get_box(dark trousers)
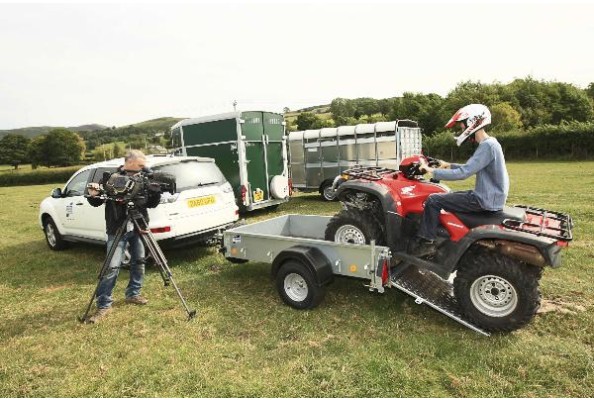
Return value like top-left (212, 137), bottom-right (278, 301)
top-left (417, 190), bottom-right (484, 241)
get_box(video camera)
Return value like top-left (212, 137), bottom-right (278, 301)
top-left (87, 168), bottom-right (176, 207)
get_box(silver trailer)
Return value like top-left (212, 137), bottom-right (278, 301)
top-left (222, 214), bottom-right (489, 335)
top-left (288, 120), bottom-right (422, 200)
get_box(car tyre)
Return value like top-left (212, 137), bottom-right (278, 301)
top-left (43, 217), bottom-right (68, 250)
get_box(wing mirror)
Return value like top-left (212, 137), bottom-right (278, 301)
top-left (51, 188), bottom-right (63, 198)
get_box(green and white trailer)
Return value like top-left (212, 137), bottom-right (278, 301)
top-left (171, 111), bottom-right (289, 212)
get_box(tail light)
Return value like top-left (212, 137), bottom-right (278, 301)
top-left (240, 185), bottom-right (249, 206)
top-left (151, 226), bottom-right (171, 234)
top-left (288, 178), bottom-right (293, 196)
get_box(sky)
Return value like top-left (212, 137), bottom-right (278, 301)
top-left (0, 0), bottom-right (593, 129)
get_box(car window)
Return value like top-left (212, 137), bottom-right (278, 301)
top-left (90, 167), bottom-right (118, 184)
top-left (64, 169), bottom-right (92, 197)
top-left (152, 160), bottom-right (226, 192)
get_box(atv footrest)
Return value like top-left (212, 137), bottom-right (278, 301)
top-left (391, 266), bottom-right (490, 336)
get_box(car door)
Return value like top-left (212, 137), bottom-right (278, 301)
top-left (58, 169), bottom-right (92, 236)
top-left (74, 167), bottom-right (116, 240)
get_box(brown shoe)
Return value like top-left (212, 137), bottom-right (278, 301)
top-left (87, 307), bottom-right (112, 324)
top-left (125, 295), bottom-right (148, 305)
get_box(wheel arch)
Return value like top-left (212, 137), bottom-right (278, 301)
top-left (271, 246), bottom-right (334, 287)
top-left (335, 181), bottom-right (396, 213)
top-left (40, 212), bottom-right (64, 235)
top-left (445, 228), bottom-right (561, 273)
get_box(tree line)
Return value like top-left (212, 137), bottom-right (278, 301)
top-left (293, 77), bottom-right (594, 135)
top-left (2, 76), bottom-right (593, 169)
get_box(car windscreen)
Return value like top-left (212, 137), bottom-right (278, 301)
top-left (152, 160), bottom-right (226, 193)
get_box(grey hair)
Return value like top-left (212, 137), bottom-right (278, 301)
top-left (124, 150), bottom-right (146, 162)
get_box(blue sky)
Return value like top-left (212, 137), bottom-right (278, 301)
top-left (0, 1), bottom-right (592, 129)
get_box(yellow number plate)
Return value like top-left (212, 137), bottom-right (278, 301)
top-left (253, 190), bottom-right (264, 202)
top-left (187, 195), bottom-right (216, 208)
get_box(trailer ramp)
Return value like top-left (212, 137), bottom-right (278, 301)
top-left (391, 265), bottom-right (490, 336)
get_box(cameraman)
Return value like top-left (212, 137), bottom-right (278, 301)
top-left (86, 150), bottom-right (161, 323)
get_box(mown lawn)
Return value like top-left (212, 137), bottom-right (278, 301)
top-left (0, 161), bottom-right (593, 397)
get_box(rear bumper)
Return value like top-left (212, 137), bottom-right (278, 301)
top-left (159, 221), bottom-right (236, 249)
top-left (245, 198), bottom-right (288, 211)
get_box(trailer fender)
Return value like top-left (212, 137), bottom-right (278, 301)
top-left (271, 246), bottom-right (334, 287)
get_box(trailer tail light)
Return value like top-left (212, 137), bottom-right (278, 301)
top-left (288, 178), bottom-right (293, 196)
top-left (240, 185), bottom-right (249, 206)
top-left (151, 226), bottom-right (171, 234)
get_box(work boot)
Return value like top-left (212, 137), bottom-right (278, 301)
top-left (87, 307), bottom-right (112, 324)
top-left (125, 295), bottom-right (148, 305)
top-left (408, 237), bottom-right (437, 258)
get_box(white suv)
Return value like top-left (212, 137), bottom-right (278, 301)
top-left (39, 155), bottom-right (239, 250)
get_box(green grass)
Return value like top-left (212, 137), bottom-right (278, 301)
top-left (1, 162), bottom-right (593, 396)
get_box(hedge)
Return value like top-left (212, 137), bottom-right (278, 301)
top-left (0, 166), bottom-right (83, 187)
top-left (423, 121), bottom-right (594, 162)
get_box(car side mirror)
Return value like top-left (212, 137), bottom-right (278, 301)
top-left (51, 188), bottom-right (63, 198)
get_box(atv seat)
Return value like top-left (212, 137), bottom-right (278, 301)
top-left (454, 206), bottom-right (526, 229)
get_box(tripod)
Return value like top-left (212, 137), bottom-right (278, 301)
top-left (80, 202), bottom-right (197, 322)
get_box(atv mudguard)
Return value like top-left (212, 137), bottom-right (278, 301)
top-left (441, 226), bottom-right (563, 273)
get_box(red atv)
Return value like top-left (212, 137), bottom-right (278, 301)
top-left (325, 155), bottom-right (573, 333)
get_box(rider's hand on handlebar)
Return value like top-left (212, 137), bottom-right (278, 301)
top-left (419, 159), bottom-right (434, 175)
top-left (439, 160), bottom-right (451, 169)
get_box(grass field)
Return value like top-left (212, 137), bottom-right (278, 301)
top-left (0, 162), bottom-right (593, 397)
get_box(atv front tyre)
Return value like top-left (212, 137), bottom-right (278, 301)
top-left (324, 208), bottom-right (384, 245)
top-left (454, 248), bottom-right (542, 333)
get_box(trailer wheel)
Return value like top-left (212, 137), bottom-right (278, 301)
top-left (320, 181), bottom-right (337, 201)
top-left (454, 247), bottom-right (541, 333)
top-left (276, 260), bottom-right (326, 309)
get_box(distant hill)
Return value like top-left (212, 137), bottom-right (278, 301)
top-left (0, 117), bottom-right (186, 139)
top-left (125, 117), bottom-right (185, 132)
top-left (0, 124), bottom-right (107, 139)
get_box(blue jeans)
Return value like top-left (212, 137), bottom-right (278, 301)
top-left (96, 231), bottom-right (146, 309)
top-left (417, 190), bottom-right (485, 241)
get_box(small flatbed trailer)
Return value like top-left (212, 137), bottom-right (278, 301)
top-left (222, 214), bottom-right (489, 336)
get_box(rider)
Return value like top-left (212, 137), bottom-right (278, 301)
top-left (409, 104), bottom-right (510, 257)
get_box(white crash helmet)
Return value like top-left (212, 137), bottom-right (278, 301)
top-left (445, 104), bottom-right (491, 146)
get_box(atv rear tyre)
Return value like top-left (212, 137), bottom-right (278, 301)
top-left (324, 209), bottom-right (384, 245)
top-left (454, 248), bottom-right (541, 333)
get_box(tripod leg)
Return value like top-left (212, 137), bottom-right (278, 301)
top-left (132, 216), bottom-right (197, 320)
top-left (79, 216), bottom-right (130, 323)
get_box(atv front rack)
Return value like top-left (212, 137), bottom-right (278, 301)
top-left (342, 166), bottom-right (397, 181)
top-left (502, 205), bottom-right (573, 241)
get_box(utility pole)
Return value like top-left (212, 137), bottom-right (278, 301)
top-left (233, 100), bottom-right (237, 111)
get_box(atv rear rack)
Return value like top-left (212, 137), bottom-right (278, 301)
top-left (342, 166), bottom-right (397, 181)
top-left (502, 205), bottom-right (573, 241)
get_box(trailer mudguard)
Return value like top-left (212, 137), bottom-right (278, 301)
top-left (271, 246), bottom-right (334, 287)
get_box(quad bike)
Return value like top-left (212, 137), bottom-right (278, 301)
top-left (325, 155), bottom-right (573, 333)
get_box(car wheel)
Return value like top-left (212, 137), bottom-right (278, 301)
top-left (43, 217), bottom-right (68, 250)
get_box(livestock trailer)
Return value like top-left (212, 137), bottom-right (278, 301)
top-left (288, 120), bottom-right (422, 200)
top-left (171, 111), bottom-right (290, 212)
